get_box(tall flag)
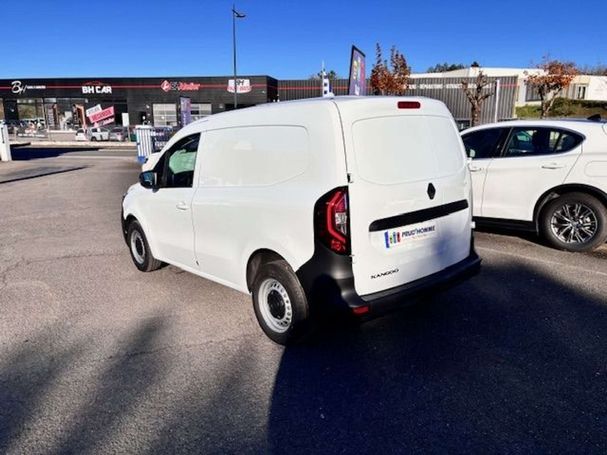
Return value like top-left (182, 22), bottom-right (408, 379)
top-left (348, 46), bottom-right (366, 96)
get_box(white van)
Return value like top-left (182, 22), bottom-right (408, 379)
top-left (121, 97), bottom-right (480, 344)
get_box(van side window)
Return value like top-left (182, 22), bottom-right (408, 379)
top-left (155, 134), bottom-right (200, 188)
top-left (504, 128), bottom-right (583, 157)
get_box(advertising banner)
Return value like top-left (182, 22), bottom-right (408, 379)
top-left (348, 46), bottom-right (366, 96)
top-left (89, 106), bottom-right (114, 124)
top-left (86, 104), bottom-right (102, 118)
top-left (227, 79), bottom-right (252, 94)
top-left (180, 97), bottom-right (192, 127)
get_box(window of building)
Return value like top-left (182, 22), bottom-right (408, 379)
top-left (191, 103), bottom-right (212, 121)
top-left (576, 85), bottom-right (587, 100)
top-left (153, 103), bottom-right (178, 127)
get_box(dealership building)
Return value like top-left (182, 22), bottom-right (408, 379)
top-left (0, 76), bottom-right (284, 130)
top-left (0, 73), bottom-right (521, 130)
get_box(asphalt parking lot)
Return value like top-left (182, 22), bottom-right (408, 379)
top-left (1, 149), bottom-right (606, 454)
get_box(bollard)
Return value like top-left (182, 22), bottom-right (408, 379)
top-left (0, 124), bottom-right (12, 162)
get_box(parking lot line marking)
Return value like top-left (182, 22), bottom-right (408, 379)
top-left (477, 246), bottom-right (607, 277)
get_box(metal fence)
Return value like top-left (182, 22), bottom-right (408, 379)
top-left (278, 76), bottom-right (519, 125)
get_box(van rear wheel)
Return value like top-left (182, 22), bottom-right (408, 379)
top-left (252, 260), bottom-right (312, 345)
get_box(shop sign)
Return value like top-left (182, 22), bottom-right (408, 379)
top-left (97, 117), bottom-right (115, 126)
top-left (160, 80), bottom-right (202, 92)
top-left (82, 81), bottom-right (112, 94)
top-left (227, 79), bottom-right (251, 94)
top-left (86, 104), bottom-right (102, 117)
top-left (89, 106), bottom-right (115, 123)
top-left (11, 80), bottom-right (47, 95)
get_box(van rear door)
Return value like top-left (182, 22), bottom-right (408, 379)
top-left (335, 98), bottom-right (472, 297)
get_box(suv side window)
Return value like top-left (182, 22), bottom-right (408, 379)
top-left (155, 133), bottom-right (200, 188)
top-left (462, 128), bottom-right (508, 159)
top-left (504, 127), bottom-right (583, 157)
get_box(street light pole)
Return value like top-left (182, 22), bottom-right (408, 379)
top-left (232, 5), bottom-right (246, 109)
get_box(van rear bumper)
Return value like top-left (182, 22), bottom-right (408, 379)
top-left (296, 240), bottom-right (481, 318)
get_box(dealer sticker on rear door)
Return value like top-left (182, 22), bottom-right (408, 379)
top-left (383, 222), bottom-right (437, 249)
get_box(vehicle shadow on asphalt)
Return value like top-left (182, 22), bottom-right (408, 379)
top-left (10, 147), bottom-right (101, 161)
top-left (1, 263), bottom-right (605, 453)
top-left (267, 262), bottom-right (607, 453)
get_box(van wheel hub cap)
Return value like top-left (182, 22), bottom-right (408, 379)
top-left (130, 231), bottom-right (146, 264)
top-left (551, 203), bottom-right (598, 244)
top-left (258, 279), bottom-right (292, 333)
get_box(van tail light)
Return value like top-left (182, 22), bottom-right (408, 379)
top-left (315, 187), bottom-right (350, 255)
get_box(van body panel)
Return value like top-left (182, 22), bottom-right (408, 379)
top-left (189, 101), bottom-right (347, 289)
top-left (332, 97), bottom-right (472, 296)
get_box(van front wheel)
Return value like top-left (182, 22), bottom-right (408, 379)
top-left (127, 221), bottom-right (163, 272)
top-left (252, 260), bottom-right (312, 345)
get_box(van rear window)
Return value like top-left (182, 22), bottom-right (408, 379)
top-left (352, 116), bottom-right (464, 185)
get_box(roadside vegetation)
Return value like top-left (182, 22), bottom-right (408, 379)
top-left (516, 98), bottom-right (607, 119)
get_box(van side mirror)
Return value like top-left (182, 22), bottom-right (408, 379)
top-left (139, 171), bottom-right (157, 189)
top-left (468, 149), bottom-right (476, 159)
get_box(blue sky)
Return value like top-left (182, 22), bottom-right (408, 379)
top-left (2, 0), bottom-right (606, 79)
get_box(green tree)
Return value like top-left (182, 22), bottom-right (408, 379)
top-left (309, 70), bottom-right (339, 80)
top-left (427, 62), bottom-right (465, 73)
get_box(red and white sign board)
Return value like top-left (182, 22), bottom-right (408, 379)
top-left (89, 106), bottom-right (114, 123)
top-left (227, 79), bottom-right (252, 94)
top-left (86, 104), bottom-right (102, 118)
top-left (98, 117), bottom-right (115, 126)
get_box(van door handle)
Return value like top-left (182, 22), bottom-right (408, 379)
top-left (468, 165), bottom-right (484, 172)
top-left (176, 201), bottom-right (189, 211)
top-left (541, 163), bottom-right (566, 170)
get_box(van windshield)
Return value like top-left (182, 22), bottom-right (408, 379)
top-left (352, 115), bottom-right (464, 185)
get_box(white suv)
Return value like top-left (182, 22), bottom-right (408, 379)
top-left (462, 119), bottom-right (607, 252)
top-left (90, 127), bottom-right (110, 141)
top-left (121, 97), bottom-right (480, 344)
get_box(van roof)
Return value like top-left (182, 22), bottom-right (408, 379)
top-left (185, 96), bottom-right (450, 130)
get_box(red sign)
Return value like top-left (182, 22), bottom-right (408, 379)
top-left (89, 106), bottom-right (115, 123)
top-left (178, 82), bottom-right (200, 91)
top-left (160, 80), bottom-right (201, 92)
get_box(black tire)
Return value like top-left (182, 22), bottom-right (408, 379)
top-left (252, 260), bottom-right (313, 345)
top-left (127, 220), bottom-right (163, 272)
top-left (540, 192), bottom-right (607, 252)
top-left (90, 136), bottom-right (97, 141)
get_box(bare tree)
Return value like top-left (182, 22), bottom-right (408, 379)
top-left (461, 70), bottom-right (494, 126)
top-left (526, 58), bottom-right (578, 118)
top-left (370, 43), bottom-right (410, 95)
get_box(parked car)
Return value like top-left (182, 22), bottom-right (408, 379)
top-left (90, 127), bottom-right (110, 141)
top-left (462, 118), bottom-right (607, 252)
top-left (122, 97), bottom-right (480, 344)
top-left (74, 128), bottom-right (88, 141)
top-left (109, 127), bottom-right (128, 142)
